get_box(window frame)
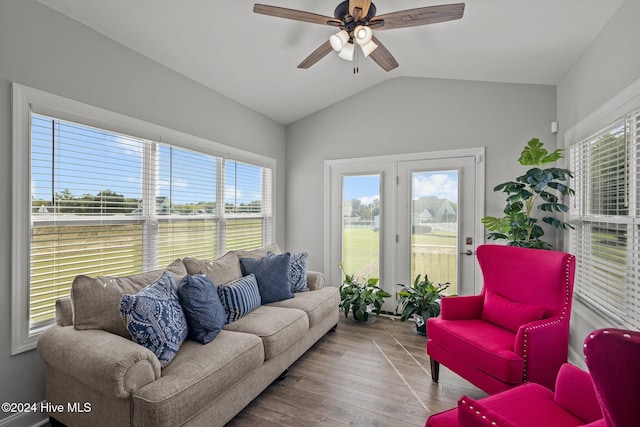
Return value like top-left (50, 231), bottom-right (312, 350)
top-left (12, 83), bottom-right (276, 354)
top-left (565, 76), bottom-right (640, 331)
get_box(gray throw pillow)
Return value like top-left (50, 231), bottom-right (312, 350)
top-left (240, 252), bottom-right (293, 304)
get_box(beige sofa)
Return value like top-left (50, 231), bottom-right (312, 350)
top-left (37, 244), bottom-right (339, 427)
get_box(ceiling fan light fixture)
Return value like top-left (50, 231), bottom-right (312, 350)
top-left (338, 41), bottom-right (354, 60)
top-left (329, 30), bottom-right (349, 51)
top-left (354, 25), bottom-right (373, 45)
top-left (359, 39), bottom-right (378, 57)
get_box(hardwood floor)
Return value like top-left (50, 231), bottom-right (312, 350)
top-left (226, 315), bottom-right (487, 427)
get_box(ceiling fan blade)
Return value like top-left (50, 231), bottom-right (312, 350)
top-left (298, 41), bottom-right (334, 69)
top-left (371, 3), bottom-right (465, 30)
top-left (368, 36), bottom-right (399, 72)
top-left (349, 0), bottom-right (372, 20)
top-left (253, 4), bottom-right (341, 26)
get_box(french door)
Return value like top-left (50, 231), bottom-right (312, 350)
top-left (325, 149), bottom-right (484, 312)
top-left (396, 156), bottom-right (478, 297)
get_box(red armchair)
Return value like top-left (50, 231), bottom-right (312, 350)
top-left (427, 244), bottom-right (576, 394)
top-left (425, 328), bottom-right (640, 427)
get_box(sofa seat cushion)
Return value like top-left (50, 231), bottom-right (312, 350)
top-left (428, 318), bottom-right (523, 384)
top-left (223, 305), bottom-right (308, 360)
top-left (267, 287), bottom-right (339, 328)
top-left (132, 330), bottom-right (263, 426)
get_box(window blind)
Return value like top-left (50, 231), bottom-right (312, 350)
top-left (224, 160), bottom-right (271, 251)
top-left (31, 115), bottom-right (146, 326)
top-left (569, 107), bottom-right (640, 330)
top-left (155, 145), bottom-right (218, 266)
top-left (29, 114), bottom-right (272, 329)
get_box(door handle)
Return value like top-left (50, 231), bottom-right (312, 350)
top-left (459, 250), bottom-right (473, 256)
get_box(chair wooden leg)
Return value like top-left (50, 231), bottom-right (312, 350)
top-left (430, 357), bottom-right (440, 382)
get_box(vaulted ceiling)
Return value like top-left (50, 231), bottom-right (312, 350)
top-left (38, 0), bottom-right (623, 124)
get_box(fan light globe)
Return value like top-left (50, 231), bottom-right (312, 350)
top-left (338, 42), bottom-right (354, 60)
top-left (359, 40), bottom-right (378, 57)
top-left (329, 30), bottom-right (349, 52)
top-left (354, 25), bottom-right (373, 45)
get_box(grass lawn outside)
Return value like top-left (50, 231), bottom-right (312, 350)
top-left (342, 227), bottom-right (458, 289)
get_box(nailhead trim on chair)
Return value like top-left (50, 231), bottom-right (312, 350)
top-left (521, 255), bottom-right (574, 382)
top-left (461, 399), bottom-right (500, 426)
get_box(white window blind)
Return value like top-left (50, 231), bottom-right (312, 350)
top-left (569, 107), bottom-right (640, 329)
top-left (29, 114), bottom-right (272, 330)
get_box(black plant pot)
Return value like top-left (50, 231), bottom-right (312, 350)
top-left (351, 311), bottom-right (376, 324)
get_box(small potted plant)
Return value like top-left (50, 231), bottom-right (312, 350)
top-left (339, 263), bottom-right (391, 323)
top-left (397, 274), bottom-right (450, 335)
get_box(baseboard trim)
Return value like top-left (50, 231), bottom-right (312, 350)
top-left (0, 402), bottom-right (48, 427)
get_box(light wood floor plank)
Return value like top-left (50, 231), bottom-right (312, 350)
top-left (226, 315), bottom-right (487, 427)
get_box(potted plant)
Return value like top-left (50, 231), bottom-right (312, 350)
top-left (397, 274), bottom-right (450, 335)
top-left (339, 263), bottom-right (391, 323)
top-left (481, 138), bottom-right (574, 250)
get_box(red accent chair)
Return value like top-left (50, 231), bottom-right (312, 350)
top-left (424, 328), bottom-right (640, 427)
top-left (583, 328), bottom-right (640, 427)
top-left (427, 244), bottom-right (576, 394)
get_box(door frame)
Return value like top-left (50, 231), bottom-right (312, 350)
top-left (325, 147), bottom-right (486, 304)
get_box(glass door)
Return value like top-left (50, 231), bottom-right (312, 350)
top-left (397, 157), bottom-right (477, 296)
top-left (341, 174), bottom-right (381, 280)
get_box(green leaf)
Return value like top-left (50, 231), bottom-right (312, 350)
top-left (539, 202), bottom-right (568, 212)
top-left (486, 232), bottom-right (508, 241)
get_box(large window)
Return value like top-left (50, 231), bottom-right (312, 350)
top-left (569, 107), bottom-right (640, 330)
top-left (12, 84), bottom-right (274, 353)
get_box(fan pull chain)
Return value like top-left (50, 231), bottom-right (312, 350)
top-left (354, 43), bottom-right (359, 74)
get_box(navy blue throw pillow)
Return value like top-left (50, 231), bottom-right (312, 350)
top-left (177, 274), bottom-right (225, 344)
top-left (268, 250), bottom-right (309, 293)
top-left (240, 252), bottom-right (294, 304)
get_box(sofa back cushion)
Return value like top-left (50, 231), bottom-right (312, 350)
top-left (234, 243), bottom-right (281, 260)
top-left (183, 251), bottom-right (242, 285)
top-left (71, 259), bottom-right (187, 337)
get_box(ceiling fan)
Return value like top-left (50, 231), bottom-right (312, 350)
top-left (253, 0), bottom-right (465, 72)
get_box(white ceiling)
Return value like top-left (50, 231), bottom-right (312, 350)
top-left (39, 0), bottom-right (623, 125)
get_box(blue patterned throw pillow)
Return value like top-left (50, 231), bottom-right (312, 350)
top-left (240, 252), bottom-right (294, 304)
top-left (217, 274), bottom-right (261, 324)
top-left (268, 250), bottom-right (308, 293)
top-left (119, 271), bottom-right (188, 366)
top-left (177, 274), bottom-right (225, 344)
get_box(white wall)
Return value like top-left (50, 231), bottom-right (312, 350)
top-left (0, 1), bottom-right (285, 424)
top-left (285, 76), bottom-right (557, 272)
top-left (557, 0), bottom-right (640, 363)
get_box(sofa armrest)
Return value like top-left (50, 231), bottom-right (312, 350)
top-left (38, 325), bottom-right (161, 399)
top-left (554, 364), bottom-right (602, 423)
top-left (55, 297), bottom-right (73, 326)
top-left (440, 295), bottom-right (484, 320)
top-left (307, 270), bottom-right (325, 290)
top-left (514, 316), bottom-right (569, 390)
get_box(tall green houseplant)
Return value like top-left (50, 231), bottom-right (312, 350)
top-left (482, 138), bottom-right (574, 250)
